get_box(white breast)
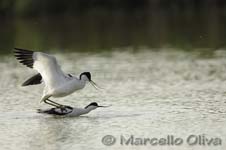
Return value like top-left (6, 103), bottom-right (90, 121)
top-left (50, 78), bottom-right (86, 97)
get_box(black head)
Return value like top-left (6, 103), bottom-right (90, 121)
top-left (84, 102), bottom-right (98, 109)
top-left (79, 72), bottom-right (101, 90)
top-left (79, 72), bottom-right (91, 81)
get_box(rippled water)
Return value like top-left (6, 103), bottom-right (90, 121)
top-left (0, 49), bottom-right (225, 150)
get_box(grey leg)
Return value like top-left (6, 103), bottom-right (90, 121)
top-left (45, 99), bottom-right (68, 112)
top-left (43, 99), bottom-right (59, 107)
top-left (46, 99), bottom-right (65, 107)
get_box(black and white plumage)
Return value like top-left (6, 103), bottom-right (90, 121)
top-left (37, 106), bottom-right (73, 116)
top-left (14, 48), bottom-right (100, 107)
top-left (37, 102), bottom-right (107, 117)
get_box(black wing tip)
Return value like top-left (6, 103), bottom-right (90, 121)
top-left (14, 48), bottom-right (34, 68)
top-left (14, 48), bottom-right (34, 52)
top-left (13, 48), bottom-right (34, 55)
top-left (21, 80), bottom-right (29, 86)
top-left (21, 73), bottom-right (42, 86)
top-left (21, 83), bottom-right (28, 86)
top-left (21, 81), bottom-right (36, 86)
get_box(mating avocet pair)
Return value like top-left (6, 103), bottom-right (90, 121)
top-left (14, 48), bottom-right (107, 116)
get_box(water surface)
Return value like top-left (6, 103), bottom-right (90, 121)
top-left (0, 50), bottom-right (225, 150)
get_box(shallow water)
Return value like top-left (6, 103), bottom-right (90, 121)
top-left (0, 49), bottom-right (225, 150)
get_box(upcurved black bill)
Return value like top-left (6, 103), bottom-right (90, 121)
top-left (90, 80), bottom-right (102, 90)
top-left (97, 104), bottom-right (112, 108)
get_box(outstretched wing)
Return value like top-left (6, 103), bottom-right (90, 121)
top-left (14, 48), bottom-right (68, 88)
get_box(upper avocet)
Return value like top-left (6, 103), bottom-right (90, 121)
top-left (14, 48), bottom-right (99, 108)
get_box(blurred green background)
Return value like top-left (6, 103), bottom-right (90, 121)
top-left (0, 0), bottom-right (226, 53)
